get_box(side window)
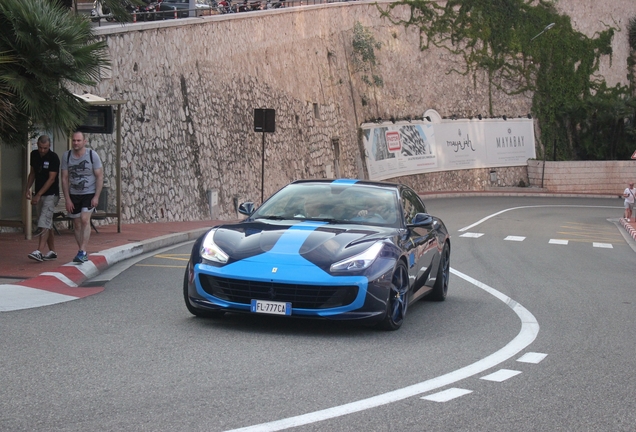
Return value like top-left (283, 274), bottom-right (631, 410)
top-left (400, 189), bottom-right (426, 225)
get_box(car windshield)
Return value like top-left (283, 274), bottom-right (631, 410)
top-left (252, 182), bottom-right (401, 227)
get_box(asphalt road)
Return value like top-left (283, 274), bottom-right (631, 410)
top-left (2, 196), bottom-right (635, 431)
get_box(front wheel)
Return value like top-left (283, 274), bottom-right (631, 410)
top-left (378, 261), bottom-right (409, 331)
top-left (183, 268), bottom-right (225, 319)
top-left (428, 242), bottom-right (450, 301)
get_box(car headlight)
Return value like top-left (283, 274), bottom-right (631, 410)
top-left (200, 230), bottom-right (229, 264)
top-left (330, 241), bottom-right (384, 272)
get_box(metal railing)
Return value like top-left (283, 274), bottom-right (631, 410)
top-left (91, 0), bottom-right (358, 24)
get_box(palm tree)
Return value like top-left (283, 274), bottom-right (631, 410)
top-left (0, 0), bottom-right (110, 147)
top-left (0, 52), bottom-right (17, 136)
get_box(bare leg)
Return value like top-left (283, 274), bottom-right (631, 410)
top-left (78, 211), bottom-right (93, 252)
top-left (47, 228), bottom-right (55, 252)
top-left (38, 229), bottom-right (51, 252)
top-left (72, 215), bottom-right (92, 252)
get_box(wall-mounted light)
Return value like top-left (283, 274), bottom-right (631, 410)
top-left (502, 115), bottom-right (507, 121)
top-left (478, 114), bottom-right (482, 120)
top-left (527, 113), bottom-right (532, 119)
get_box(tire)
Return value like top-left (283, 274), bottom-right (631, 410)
top-left (378, 261), bottom-right (409, 331)
top-left (428, 242), bottom-right (450, 301)
top-left (183, 268), bottom-right (225, 319)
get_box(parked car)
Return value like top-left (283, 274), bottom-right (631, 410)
top-left (158, 0), bottom-right (212, 18)
top-left (183, 179), bottom-right (451, 330)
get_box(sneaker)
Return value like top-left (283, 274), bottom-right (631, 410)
top-left (42, 251), bottom-right (58, 261)
top-left (73, 251), bottom-right (88, 263)
top-left (28, 250), bottom-right (43, 262)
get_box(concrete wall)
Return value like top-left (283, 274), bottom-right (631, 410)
top-left (67, 0), bottom-right (636, 223)
top-left (528, 160), bottom-right (636, 195)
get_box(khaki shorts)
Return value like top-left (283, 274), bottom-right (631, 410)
top-left (36, 195), bottom-right (60, 229)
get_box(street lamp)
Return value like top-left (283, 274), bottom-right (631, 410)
top-left (531, 22), bottom-right (555, 41)
top-left (531, 23), bottom-right (555, 188)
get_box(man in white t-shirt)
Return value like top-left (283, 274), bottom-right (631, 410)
top-left (623, 182), bottom-right (635, 222)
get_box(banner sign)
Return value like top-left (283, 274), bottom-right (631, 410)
top-left (361, 118), bottom-right (536, 181)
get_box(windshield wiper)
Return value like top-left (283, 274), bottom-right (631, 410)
top-left (254, 215), bottom-right (287, 220)
top-left (305, 217), bottom-right (341, 223)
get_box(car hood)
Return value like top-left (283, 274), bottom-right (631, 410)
top-left (211, 220), bottom-right (398, 269)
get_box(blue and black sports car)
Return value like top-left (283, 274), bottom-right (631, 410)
top-left (184, 179), bottom-right (450, 330)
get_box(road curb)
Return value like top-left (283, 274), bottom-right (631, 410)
top-left (0, 228), bottom-right (210, 312)
top-left (620, 218), bottom-right (636, 241)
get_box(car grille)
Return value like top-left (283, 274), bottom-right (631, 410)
top-left (199, 275), bottom-right (359, 309)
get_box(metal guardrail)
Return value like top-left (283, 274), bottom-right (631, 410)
top-left (91, 0), bottom-right (358, 25)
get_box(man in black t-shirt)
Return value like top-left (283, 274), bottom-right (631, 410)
top-left (25, 135), bottom-right (60, 262)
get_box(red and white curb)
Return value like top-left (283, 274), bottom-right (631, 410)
top-left (0, 228), bottom-right (209, 312)
top-left (620, 218), bottom-right (636, 241)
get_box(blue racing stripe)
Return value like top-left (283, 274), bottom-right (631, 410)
top-left (332, 179), bottom-right (358, 185)
top-left (195, 221), bottom-right (369, 316)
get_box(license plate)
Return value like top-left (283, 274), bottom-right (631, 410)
top-left (250, 299), bottom-right (292, 316)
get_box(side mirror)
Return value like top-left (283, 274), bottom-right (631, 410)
top-left (238, 202), bottom-right (255, 216)
top-left (407, 212), bottom-right (433, 227)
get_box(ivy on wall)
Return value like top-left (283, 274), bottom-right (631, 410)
top-left (352, 21), bottom-right (383, 110)
top-left (378, 0), bottom-right (634, 160)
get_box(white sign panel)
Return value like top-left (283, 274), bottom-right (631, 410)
top-left (361, 118), bottom-right (535, 181)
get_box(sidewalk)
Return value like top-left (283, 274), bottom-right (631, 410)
top-left (0, 219), bottom-right (222, 311)
top-left (1, 197), bottom-right (635, 312)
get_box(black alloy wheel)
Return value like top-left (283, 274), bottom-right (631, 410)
top-left (378, 261), bottom-right (409, 331)
top-left (429, 242), bottom-right (450, 301)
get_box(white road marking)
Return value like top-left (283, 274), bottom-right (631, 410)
top-left (480, 369), bottom-right (522, 382)
top-left (40, 272), bottom-right (78, 287)
top-left (224, 268), bottom-right (539, 432)
top-left (504, 236), bottom-right (526, 241)
top-left (459, 232), bottom-right (484, 238)
top-left (458, 205), bottom-right (621, 232)
top-left (517, 352), bottom-right (548, 364)
top-left (421, 388), bottom-right (473, 402)
top-left (549, 239), bottom-right (569, 245)
top-left (0, 285), bottom-right (77, 312)
top-left (592, 242), bottom-right (613, 248)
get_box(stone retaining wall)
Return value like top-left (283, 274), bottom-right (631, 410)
top-left (68, 0), bottom-right (636, 223)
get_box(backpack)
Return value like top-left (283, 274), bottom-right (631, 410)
top-left (67, 149), bottom-right (94, 165)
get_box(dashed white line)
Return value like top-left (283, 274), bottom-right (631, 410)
top-left (480, 369), bottom-right (522, 382)
top-left (517, 352), bottom-right (548, 364)
top-left (593, 242), bottom-right (613, 248)
top-left (549, 239), bottom-right (569, 245)
top-left (504, 236), bottom-right (526, 242)
top-left (461, 235), bottom-right (616, 248)
top-left (421, 388), bottom-right (473, 402)
top-left (224, 268), bottom-right (539, 432)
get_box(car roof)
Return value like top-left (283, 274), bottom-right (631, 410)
top-left (290, 179), bottom-right (402, 191)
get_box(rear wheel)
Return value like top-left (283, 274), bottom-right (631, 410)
top-left (378, 261), bottom-right (409, 331)
top-left (183, 268), bottom-right (225, 319)
top-left (429, 242), bottom-right (450, 301)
